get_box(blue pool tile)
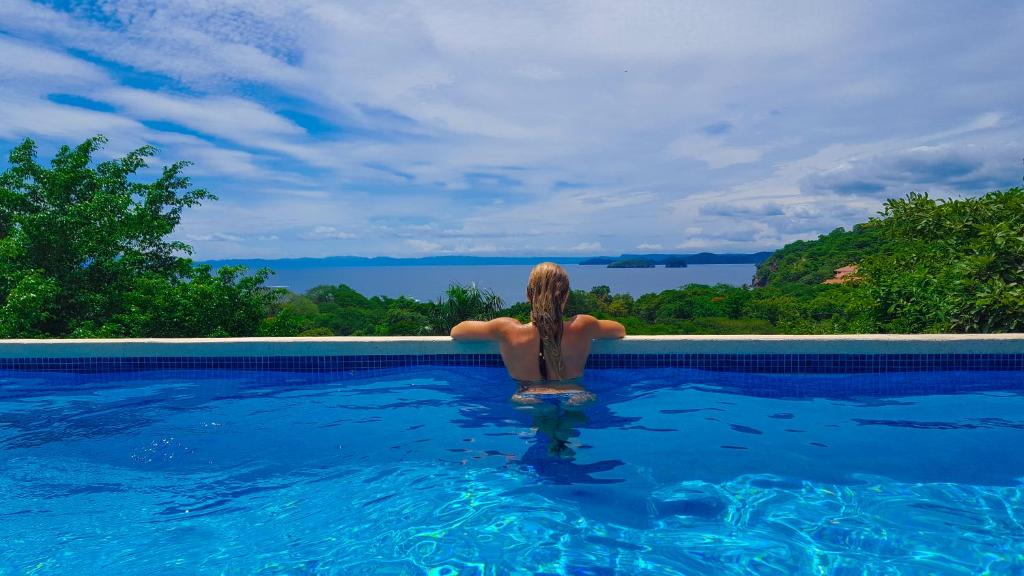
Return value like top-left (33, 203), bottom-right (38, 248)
top-left (0, 353), bottom-right (1022, 374)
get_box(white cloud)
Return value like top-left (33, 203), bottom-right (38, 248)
top-left (636, 243), bottom-right (663, 250)
top-left (405, 239), bottom-right (443, 252)
top-left (188, 232), bottom-right (244, 242)
top-left (1, 0), bottom-right (1021, 257)
top-left (565, 242), bottom-right (602, 253)
top-left (300, 226), bottom-right (356, 240)
top-left (97, 87), bottom-right (304, 139)
top-left (667, 134), bottom-right (764, 169)
top-left (0, 97), bottom-right (138, 141)
top-left (0, 0), bottom-right (305, 89)
top-left (0, 36), bottom-right (108, 87)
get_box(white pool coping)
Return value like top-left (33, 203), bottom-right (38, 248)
top-left (0, 334), bottom-right (1022, 358)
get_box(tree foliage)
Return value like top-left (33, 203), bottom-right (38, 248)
top-left (259, 283), bottom-right (501, 337)
top-left (752, 186), bottom-right (1023, 332)
top-left (431, 284), bottom-right (504, 334)
top-left (0, 136), bottom-right (277, 337)
top-left (862, 188), bottom-right (1024, 332)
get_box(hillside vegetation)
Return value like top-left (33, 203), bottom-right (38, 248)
top-left (752, 223), bottom-right (884, 286)
top-left (1, 136), bottom-right (1021, 337)
top-left (750, 189), bottom-right (1024, 332)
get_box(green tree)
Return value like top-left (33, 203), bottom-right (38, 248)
top-left (259, 294), bottom-right (323, 336)
top-left (381, 307), bottom-right (431, 335)
top-left (862, 188), bottom-right (1024, 332)
top-left (0, 136), bottom-right (276, 337)
top-left (430, 283), bottom-right (504, 335)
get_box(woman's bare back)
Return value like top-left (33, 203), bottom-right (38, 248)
top-left (450, 314), bottom-right (625, 383)
top-left (496, 316), bottom-right (592, 382)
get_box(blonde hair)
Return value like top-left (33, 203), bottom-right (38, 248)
top-left (527, 262), bottom-right (570, 379)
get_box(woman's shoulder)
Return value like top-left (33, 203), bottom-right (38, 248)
top-left (564, 314), bottom-right (597, 331)
top-left (489, 317), bottom-right (530, 332)
top-left (494, 317), bottom-right (535, 334)
top-left (565, 315), bottom-right (627, 339)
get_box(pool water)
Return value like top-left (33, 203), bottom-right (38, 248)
top-left (1, 366), bottom-right (1022, 574)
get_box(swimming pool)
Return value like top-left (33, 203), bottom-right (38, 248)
top-left (1, 362), bottom-right (1022, 574)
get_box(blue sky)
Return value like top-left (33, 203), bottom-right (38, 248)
top-left (1, 1), bottom-right (1022, 259)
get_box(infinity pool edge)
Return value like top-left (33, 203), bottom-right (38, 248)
top-left (1, 334), bottom-right (1023, 357)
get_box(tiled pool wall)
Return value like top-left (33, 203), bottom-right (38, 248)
top-left (1, 335), bottom-right (1023, 374)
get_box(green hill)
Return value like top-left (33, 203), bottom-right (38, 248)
top-left (579, 252), bottom-right (770, 266)
top-left (752, 223), bottom-right (884, 287)
top-left (752, 187), bottom-right (1024, 332)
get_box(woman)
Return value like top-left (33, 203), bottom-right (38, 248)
top-left (450, 262), bottom-right (625, 403)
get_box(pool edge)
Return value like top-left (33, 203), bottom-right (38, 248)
top-left (1, 334), bottom-right (1023, 357)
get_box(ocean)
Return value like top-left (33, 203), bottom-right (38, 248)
top-left (264, 263), bottom-right (757, 304)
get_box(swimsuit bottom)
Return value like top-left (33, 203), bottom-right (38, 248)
top-left (515, 391), bottom-right (591, 403)
top-left (513, 377), bottom-right (594, 405)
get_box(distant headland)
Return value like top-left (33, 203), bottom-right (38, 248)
top-left (201, 253), bottom-right (773, 269)
top-left (581, 252), bottom-right (771, 268)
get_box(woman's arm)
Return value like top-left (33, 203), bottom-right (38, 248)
top-left (593, 318), bottom-right (626, 339)
top-left (450, 317), bottom-right (518, 340)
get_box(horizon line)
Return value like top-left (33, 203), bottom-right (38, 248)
top-left (198, 251), bottom-right (776, 263)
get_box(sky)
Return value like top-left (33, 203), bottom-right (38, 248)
top-left (1, 1), bottom-right (1022, 259)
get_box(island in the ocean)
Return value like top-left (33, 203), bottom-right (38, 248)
top-left (663, 256), bottom-right (689, 268)
top-left (607, 258), bottom-right (656, 268)
top-left (579, 252), bottom-right (770, 268)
